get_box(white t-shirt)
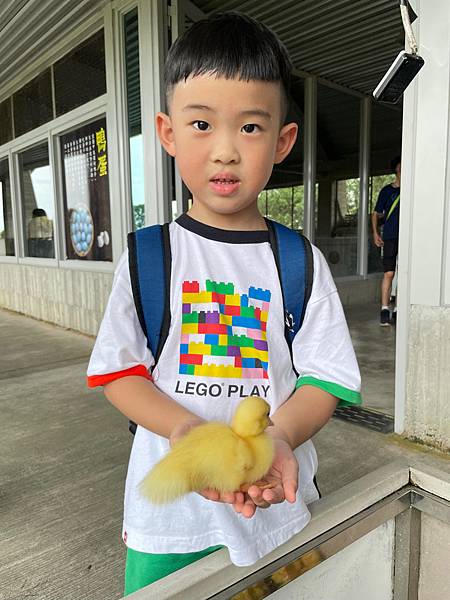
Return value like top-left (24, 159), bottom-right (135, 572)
top-left (87, 215), bottom-right (361, 566)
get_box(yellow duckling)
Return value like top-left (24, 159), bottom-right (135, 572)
top-left (140, 396), bottom-right (274, 504)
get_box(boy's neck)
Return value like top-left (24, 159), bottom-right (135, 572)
top-left (187, 203), bottom-right (267, 231)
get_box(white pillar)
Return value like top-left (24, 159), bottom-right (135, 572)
top-left (303, 76), bottom-right (317, 241)
top-left (357, 97), bottom-right (371, 277)
top-left (139, 0), bottom-right (171, 225)
top-left (396, 0), bottom-right (450, 449)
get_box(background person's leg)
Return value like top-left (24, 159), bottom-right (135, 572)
top-left (381, 271), bottom-right (394, 308)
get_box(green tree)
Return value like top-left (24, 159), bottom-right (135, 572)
top-left (258, 186), bottom-right (304, 230)
top-left (133, 204), bottom-right (145, 230)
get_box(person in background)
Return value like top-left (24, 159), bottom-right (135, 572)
top-left (28, 207), bottom-right (54, 258)
top-left (372, 156), bottom-right (401, 326)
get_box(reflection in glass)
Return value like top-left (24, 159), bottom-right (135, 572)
top-left (19, 143), bottom-right (55, 258)
top-left (368, 174), bottom-right (393, 273)
top-left (258, 186), bottom-right (304, 231)
top-left (124, 8), bottom-right (144, 230)
top-left (0, 158), bottom-right (15, 256)
top-left (13, 71), bottom-right (53, 138)
top-left (369, 103), bottom-right (402, 274)
top-left (54, 30), bottom-right (106, 116)
top-left (315, 85), bottom-right (360, 277)
top-left (60, 117), bottom-right (112, 261)
top-left (0, 99), bottom-right (13, 146)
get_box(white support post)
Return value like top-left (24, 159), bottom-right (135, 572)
top-left (357, 96), bottom-right (371, 277)
top-left (303, 76), bottom-right (317, 241)
top-left (170, 0), bottom-right (204, 219)
top-left (139, 0), bottom-right (170, 225)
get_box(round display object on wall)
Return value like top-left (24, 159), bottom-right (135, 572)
top-left (70, 205), bottom-right (94, 257)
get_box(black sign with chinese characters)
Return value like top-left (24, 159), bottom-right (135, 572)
top-left (60, 117), bottom-right (112, 261)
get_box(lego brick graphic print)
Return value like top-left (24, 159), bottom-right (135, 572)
top-left (180, 280), bottom-right (271, 379)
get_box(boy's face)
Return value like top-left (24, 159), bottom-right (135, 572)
top-left (156, 74), bottom-right (298, 223)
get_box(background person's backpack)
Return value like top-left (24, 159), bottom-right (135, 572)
top-left (127, 219), bottom-right (314, 436)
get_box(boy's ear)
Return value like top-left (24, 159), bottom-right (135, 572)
top-left (156, 112), bottom-right (176, 157)
top-left (274, 122), bottom-right (298, 164)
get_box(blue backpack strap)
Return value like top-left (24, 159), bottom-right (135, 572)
top-left (127, 222), bottom-right (172, 363)
top-left (265, 219), bottom-right (314, 355)
top-left (127, 223), bottom-right (171, 436)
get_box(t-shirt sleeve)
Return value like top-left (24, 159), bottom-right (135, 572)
top-left (86, 249), bottom-right (154, 387)
top-left (292, 246), bottom-right (362, 407)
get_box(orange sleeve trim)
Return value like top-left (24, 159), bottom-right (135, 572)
top-left (87, 364), bottom-right (152, 388)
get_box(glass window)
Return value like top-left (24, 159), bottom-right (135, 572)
top-left (60, 117), bottom-right (112, 261)
top-left (13, 71), bottom-right (53, 138)
top-left (315, 85), bottom-right (360, 277)
top-left (369, 103), bottom-right (402, 274)
top-left (258, 186), bottom-right (304, 231)
top-left (0, 99), bottom-right (13, 146)
top-left (368, 174), bottom-right (394, 273)
top-left (18, 143), bottom-right (55, 259)
top-left (54, 30), bottom-right (106, 117)
top-left (124, 9), bottom-right (144, 230)
top-left (0, 158), bottom-right (15, 256)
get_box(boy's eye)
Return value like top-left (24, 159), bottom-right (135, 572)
top-left (241, 123), bottom-right (260, 134)
top-left (193, 120), bottom-right (210, 131)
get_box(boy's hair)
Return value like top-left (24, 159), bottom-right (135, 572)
top-left (164, 12), bottom-right (292, 122)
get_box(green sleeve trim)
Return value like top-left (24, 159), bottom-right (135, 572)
top-left (296, 376), bottom-right (362, 407)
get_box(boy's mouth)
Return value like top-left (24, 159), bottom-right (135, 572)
top-left (209, 173), bottom-right (241, 196)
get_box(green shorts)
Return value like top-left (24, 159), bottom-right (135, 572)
top-left (124, 545), bottom-right (223, 596)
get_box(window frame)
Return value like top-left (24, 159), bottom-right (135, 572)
top-left (0, 152), bottom-right (19, 263)
top-left (0, 95), bottom-right (116, 272)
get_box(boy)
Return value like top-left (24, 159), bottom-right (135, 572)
top-left (87, 12), bottom-right (361, 596)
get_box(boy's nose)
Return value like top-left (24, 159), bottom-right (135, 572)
top-left (211, 138), bottom-right (240, 164)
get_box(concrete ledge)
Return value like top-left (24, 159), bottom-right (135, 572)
top-left (128, 460), bottom-right (450, 599)
top-left (127, 460), bottom-right (415, 600)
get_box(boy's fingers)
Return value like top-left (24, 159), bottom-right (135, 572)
top-left (282, 478), bottom-right (298, 503)
top-left (247, 485), bottom-right (263, 502)
top-left (262, 484), bottom-right (284, 504)
top-left (282, 458), bottom-right (299, 502)
top-left (241, 497), bottom-right (257, 518)
top-left (200, 488), bottom-right (220, 501)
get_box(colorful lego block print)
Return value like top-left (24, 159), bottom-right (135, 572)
top-left (180, 280), bottom-right (271, 379)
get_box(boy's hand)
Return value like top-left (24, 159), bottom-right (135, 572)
top-left (373, 232), bottom-right (384, 247)
top-left (233, 434), bottom-right (299, 519)
top-left (169, 416), bottom-right (205, 447)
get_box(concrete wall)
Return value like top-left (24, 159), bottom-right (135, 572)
top-left (0, 260), bottom-right (380, 336)
top-left (398, 0), bottom-right (450, 450)
top-left (336, 276), bottom-right (381, 306)
top-left (418, 513), bottom-right (450, 600)
top-left (0, 263), bottom-right (112, 336)
top-left (405, 306), bottom-right (450, 451)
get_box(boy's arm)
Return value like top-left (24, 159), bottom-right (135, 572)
top-left (371, 211), bottom-right (383, 246)
top-left (269, 384), bottom-right (338, 449)
top-left (104, 376), bottom-right (203, 438)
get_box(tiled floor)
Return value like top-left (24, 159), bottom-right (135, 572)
top-left (346, 303), bottom-right (396, 416)
top-left (0, 303), bottom-right (401, 600)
